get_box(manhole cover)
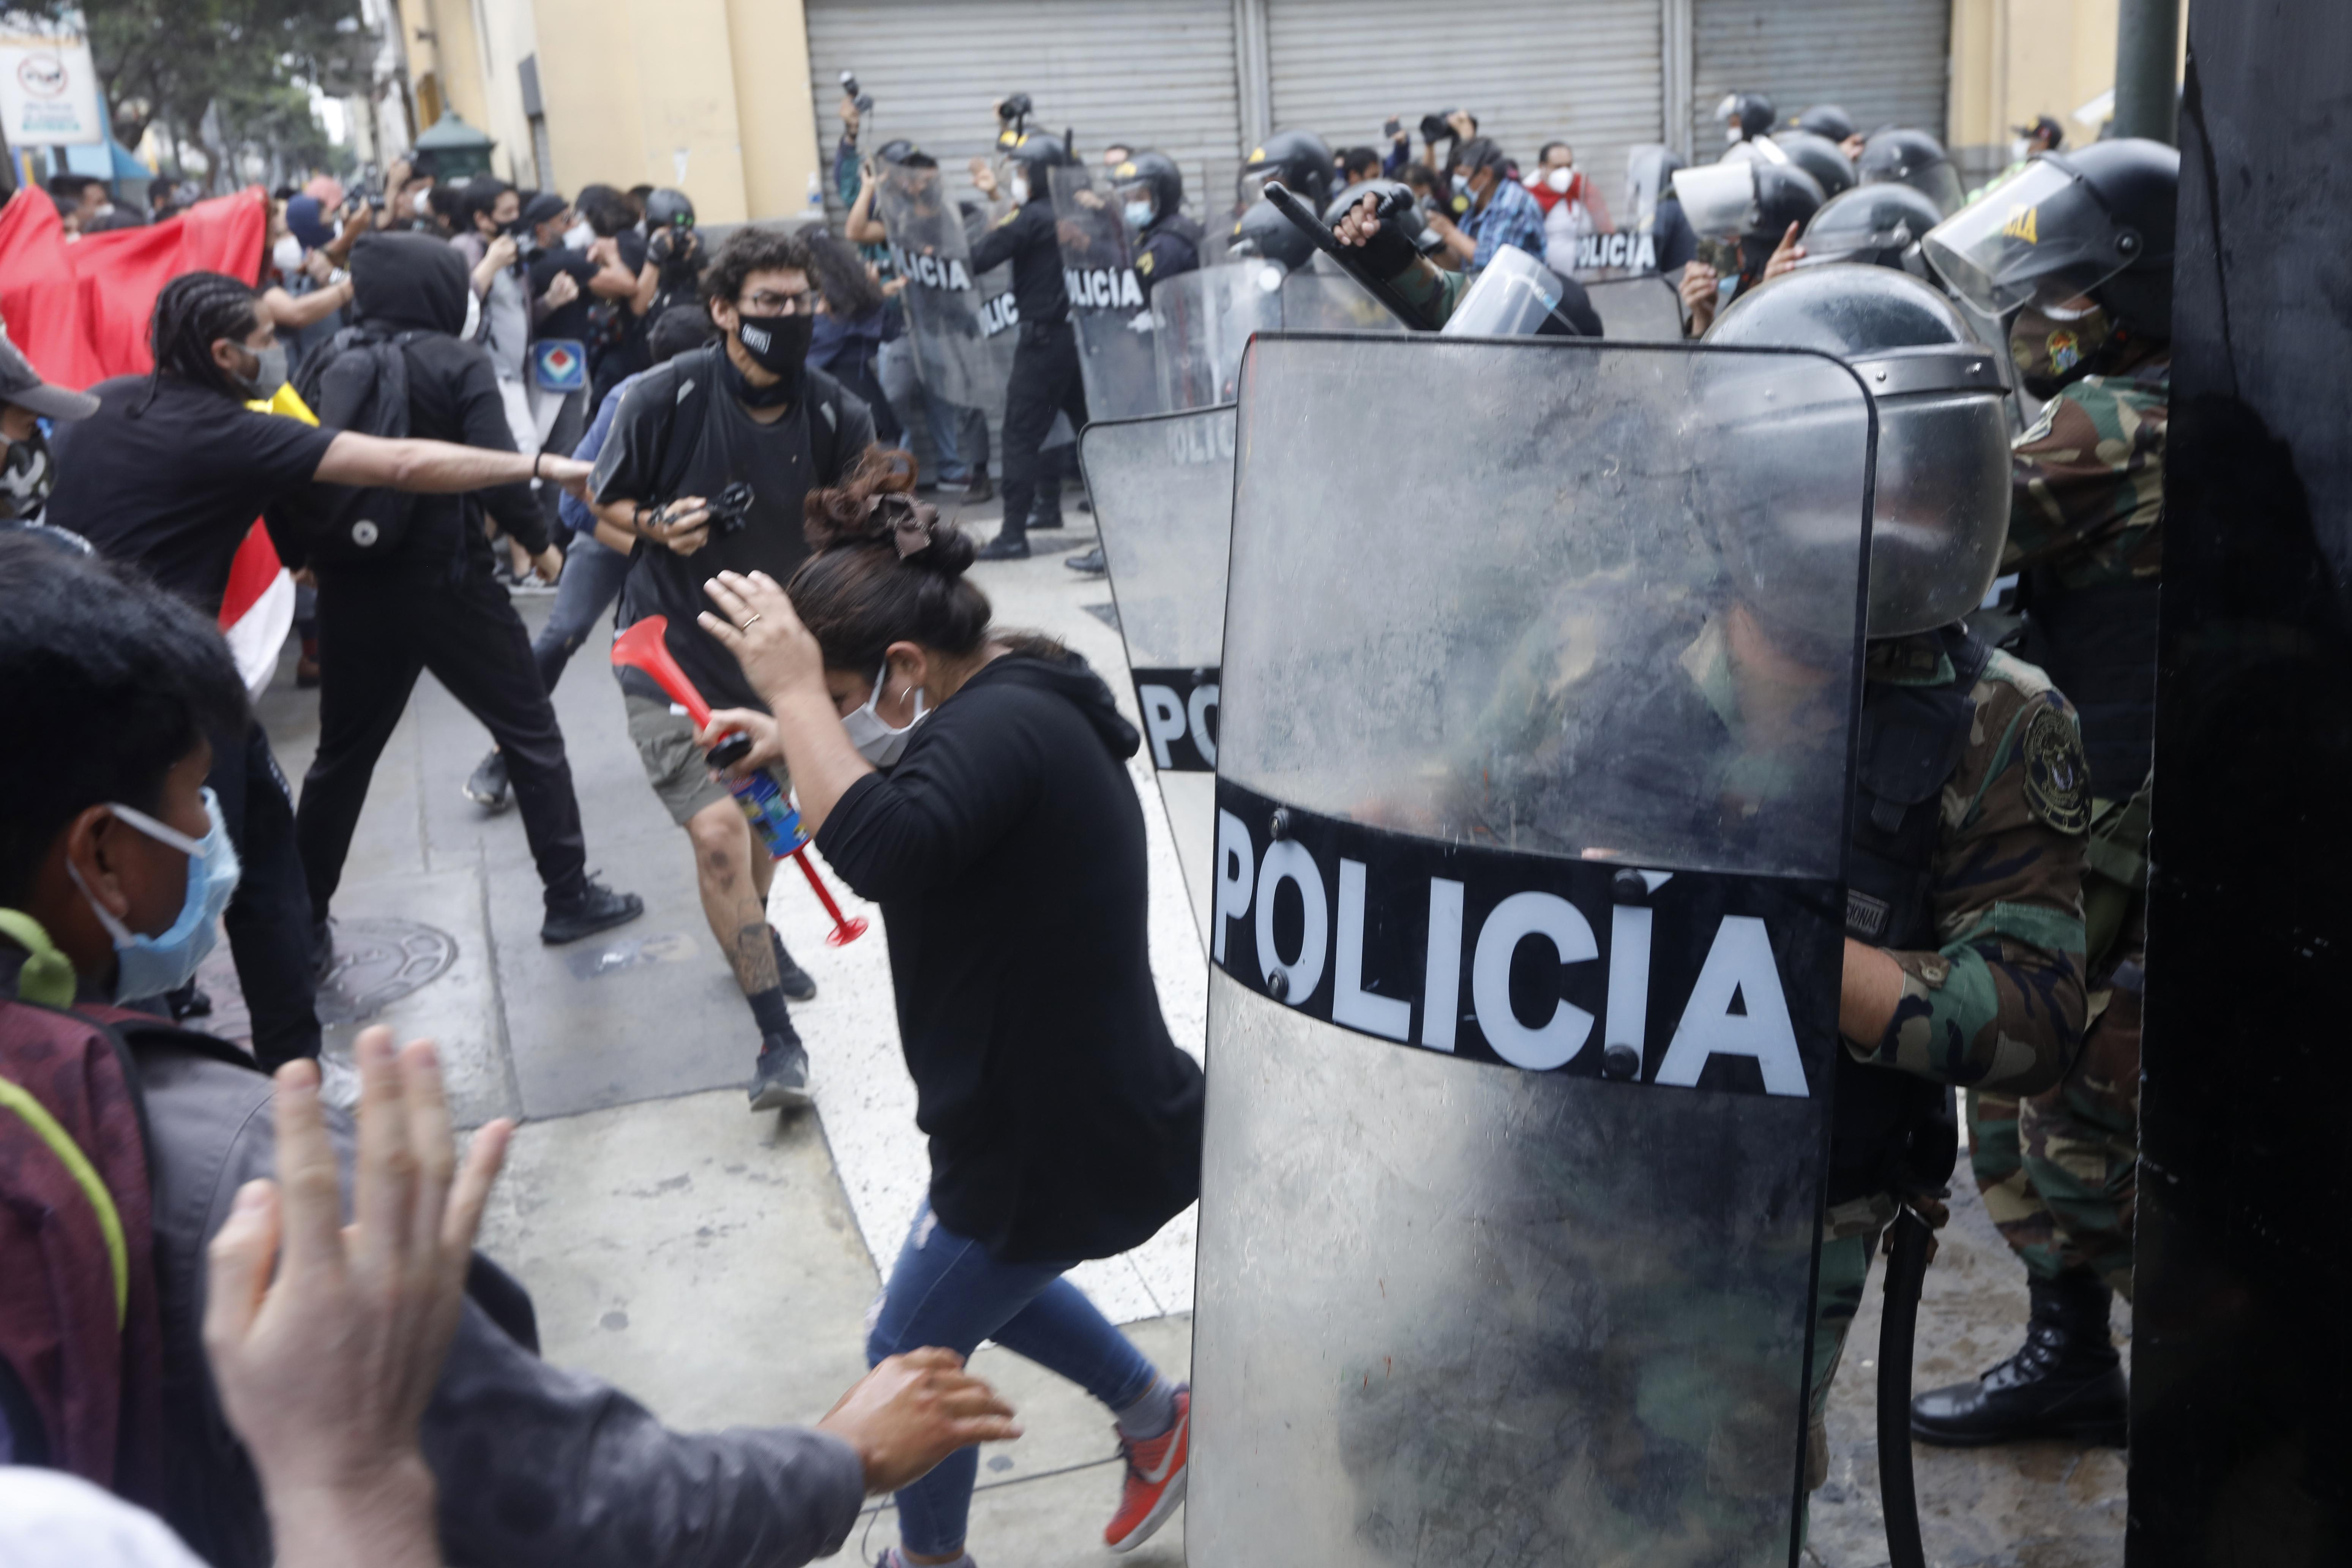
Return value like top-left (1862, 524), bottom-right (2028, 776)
top-left (318, 917), bottom-right (457, 1024)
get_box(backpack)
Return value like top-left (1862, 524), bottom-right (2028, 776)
top-left (626, 344), bottom-right (858, 512)
top-left (291, 326), bottom-right (428, 566)
top-left (0, 953), bottom-right (167, 1503)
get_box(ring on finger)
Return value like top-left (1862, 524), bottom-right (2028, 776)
top-left (740, 614), bottom-right (762, 629)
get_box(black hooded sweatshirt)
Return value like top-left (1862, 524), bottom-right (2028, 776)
top-left (815, 649), bottom-right (1206, 1264)
top-left (341, 231), bottom-right (547, 566)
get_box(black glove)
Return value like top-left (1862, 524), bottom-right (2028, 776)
top-left (1339, 193), bottom-right (1426, 282)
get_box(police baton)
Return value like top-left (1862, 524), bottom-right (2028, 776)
top-left (1260, 180), bottom-right (1445, 333)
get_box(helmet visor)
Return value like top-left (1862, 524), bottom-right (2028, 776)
top-left (1921, 158), bottom-right (2136, 317)
top-left (1672, 162), bottom-right (1759, 240)
top-left (1237, 167), bottom-right (1279, 208)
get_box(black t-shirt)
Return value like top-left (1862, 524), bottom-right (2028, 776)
top-left (815, 652), bottom-right (1204, 1263)
top-left (594, 347), bottom-right (874, 711)
top-left (530, 246), bottom-right (599, 341)
top-left (46, 376), bottom-right (341, 613)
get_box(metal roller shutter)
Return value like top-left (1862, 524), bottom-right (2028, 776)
top-left (1691, 0), bottom-right (1949, 154)
top-left (803, 0), bottom-right (1243, 226)
top-left (1263, 0), bottom-right (1664, 212)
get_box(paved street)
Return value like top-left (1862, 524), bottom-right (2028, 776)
top-left (197, 489), bottom-right (2125, 1567)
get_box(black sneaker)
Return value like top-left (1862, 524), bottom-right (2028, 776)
top-left (541, 876), bottom-right (645, 945)
top-left (1029, 510), bottom-right (1066, 531)
top-left (1065, 546), bottom-right (1106, 574)
top-left (464, 749), bottom-right (513, 812)
top-left (976, 532), bottom-right (1030, 561)
top-left (749, 1032), bottom-right (811, 1111)
top-left (770, 928), bottom-right (817, 1002)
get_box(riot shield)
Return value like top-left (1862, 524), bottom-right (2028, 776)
top-left (1050, 164), bottom-right (1162, 421)
top-left (1078, 406), bottom-right (1235, 946)
top-left (1194, 333), bottom-right (1873, 1565)
top-left (1581, 271), bottom-right (1689, 341)
top-left (1278, 259), bottom-right (1410, 334)
top-left (1147, 262), bottom-right (1286, 412)
top-left (879, 167), bottom-right (1017, 424)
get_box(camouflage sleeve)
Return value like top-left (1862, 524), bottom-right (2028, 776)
top-left (1854, 653), bottom-right (2089, 1095)
top-left (2004, 371), bottom-right (2167, 587)
top-left (1388, 256), bottom-right (1469, 325)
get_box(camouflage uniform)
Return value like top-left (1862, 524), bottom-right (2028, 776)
top-left (1967, 344), bottom-right (2167, 1298)
top-left (1804, 629), bottom-right (2090, 1481)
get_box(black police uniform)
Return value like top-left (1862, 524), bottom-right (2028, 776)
top-left (1133, 214), bottom-right (1204, 302)
top-left (970, 194), bottom-right (1084, 547)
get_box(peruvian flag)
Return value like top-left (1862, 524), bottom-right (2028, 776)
top-left (0, 185), bottom-right (288, 694)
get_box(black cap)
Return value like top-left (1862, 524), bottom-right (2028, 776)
top-left (0, 331), bottom-right (98, 421)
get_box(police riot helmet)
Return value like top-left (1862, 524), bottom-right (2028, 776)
top-left (1674, 159), bottom-right (1826, 246)
top-left (643, 188), bottom-right (695, 230)
top-left (1793, 104), bottom-right (1857, 144)
top-left (1229, 196), bottom-right (1318, 272)
top-left (1003, 130), bottom-right (1074, 175)
top-left (1770, 130), bottom-right (1857, 199)
top-left (1707, 265), bottom-right (2011, 639)
top-left (1240, 130), bottom-right (1333, 213)
top-left (1921, 138), bottom-right (2178, 339)
top-left (877, 138), bottom-right (922, 166)
top-left (1110, 151), bottom-right (1184, 227)
top-left (1800, 181), bottom-right (1944, 272)
top-left (1857, 128), bottom-right (1964, 216)
top-left (1715, 91), bottom-right (1777, 142)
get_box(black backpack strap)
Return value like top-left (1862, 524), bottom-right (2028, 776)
top-left (650, 347), bottom-right (717, 505)
top-left (803, 366), bottom-right (851, 483)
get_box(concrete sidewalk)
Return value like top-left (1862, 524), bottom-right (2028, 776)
top-left (206, 487), bottom-right (2122, 1568)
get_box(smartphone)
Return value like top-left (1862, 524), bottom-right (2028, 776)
top-left (1694, 237), bottom-right (1742, 277)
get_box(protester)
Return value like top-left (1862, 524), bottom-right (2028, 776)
top-left (38, 268), bottom-right (616, 1060)
top-left (464, 304), bottom-right (719, 812)
top-left (1432, 136), bottom-right (1546, 275)
top-left (805, 227), bottom-right (902, 444)
top-left (1525, 140), bottom-right (1614, 276)
top-left (589, 225), bottom-right (873, 1107)
top-left (0, 327), bottom-right (99, 539)
top-left (287, 233), bottom-right (644, 950)
top-left (0, 535), bottom-right (1025, 1568)
top-left (690, 455), bottom-right (1205, 1562)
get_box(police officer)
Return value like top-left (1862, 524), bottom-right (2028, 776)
top-left (1228, 198), bottom-right (1320, 271)
top-left (1906, 138), bottom-right (2180, 1449)
top-left (1239, 130), bottom-right (1333, 215)
top-left (972, 130), bottom-right (1084, 562)
top-left (1669, 158), bottom-right (1824, 333)
top-left (1063, 151), bottom-right (1205, 577)
top-left (1715, 91), bottom-right (1777, 145)
top-left (1530, 264), bottom-right (2088, 1504)
top-left (1857, 126), bottom-right (1966, 216)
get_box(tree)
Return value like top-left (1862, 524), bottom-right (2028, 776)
top-left (22, 0), bottom-right (373, 166)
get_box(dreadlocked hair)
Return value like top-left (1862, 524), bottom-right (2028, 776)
top-left (141, 271), bottom-right (260, 410)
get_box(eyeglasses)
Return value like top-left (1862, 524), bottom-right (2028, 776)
top-left (740, 289), bottom-right (812, 315)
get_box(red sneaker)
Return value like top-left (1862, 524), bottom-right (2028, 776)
top-left (1104, 1383), bottom-right (1189, 1552)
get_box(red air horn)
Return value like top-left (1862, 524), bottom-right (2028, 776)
top-left (611, 616), bottom-right (868, 947)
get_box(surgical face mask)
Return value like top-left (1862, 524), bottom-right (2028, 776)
top-left (1726, 125), bottom-right (1744, 145)
top-left (463, 287), bottom-right (482, 341)
top-left (1544, 166), bottom-right (1576, 194)
top-left (0, 424), bottom-right (54, 519)
top-left (2011, 138), bottom-right (2033, 163)
top-left (1011, 175), bottom-right (1032, 206)
top-left (2009, 300), bottom-right (2111, 398)
top-left (841, 660), bottom-right (928, 767)
top-left (1123, 199), bottom-right (1154, 229)
top-left (563, 219), bottom-right (595, 251)
top-left (272, 234), bottom-right (304, 274)
top-left (411, 189), bottom-right (432, 217)
top-left (235, 342), bottom-right (289, 402)
top-left (67, 789), bottom-right (242, 1005)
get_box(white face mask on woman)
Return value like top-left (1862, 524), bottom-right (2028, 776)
top-left (842, 659), bottom-right (928, 766)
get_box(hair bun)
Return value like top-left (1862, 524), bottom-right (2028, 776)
top-left (804, 445), bottom-right (977, 578)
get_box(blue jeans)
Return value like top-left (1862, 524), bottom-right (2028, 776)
top-left (866, 1200), bottom-right (1158, 1555)
top-left (530, 527), bottom-right (633, 696)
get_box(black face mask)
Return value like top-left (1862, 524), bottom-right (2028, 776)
top-left (727, 312), bottom-right (813, 405)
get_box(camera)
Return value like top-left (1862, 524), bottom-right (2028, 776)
top-left (704, 482), bottom-right (756, 538)
top-left (1384, 117), bottom-right (1402, 140)
top-left (1418, 111), bottom-right (1459, 142)
top-left (997, 92), bottom-right (1033, 126)
top-left (839, 69), bottom-right (874, 114)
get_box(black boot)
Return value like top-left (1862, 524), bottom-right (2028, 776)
top-left (540, 875), bottom-right (646, 945)
top-left (1910, 1271), bottom-right (2128, 1447)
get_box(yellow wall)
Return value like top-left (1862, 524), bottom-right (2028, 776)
top-left (1949, 0), bottom-right (2190, 174)
top-left (521, 0), bottom-right (820, 223)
